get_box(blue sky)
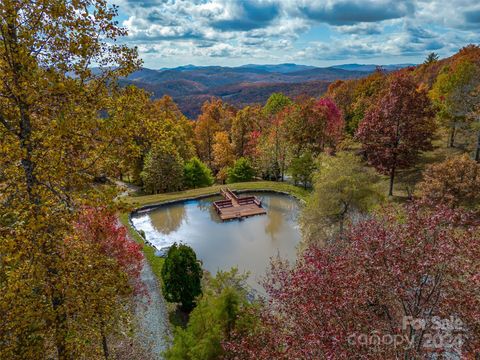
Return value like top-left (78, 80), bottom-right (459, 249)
top-left (112, 0), bottom-right (480, 68)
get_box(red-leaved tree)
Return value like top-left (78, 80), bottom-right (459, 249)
top-left (224, 203), bottom-right (480, 359)
top-left (75, 207), bottom-right (145, 295)
top-left (356, 74), bottom-right (436, 196)
top-left (315, 97), bottom-right (345, 150)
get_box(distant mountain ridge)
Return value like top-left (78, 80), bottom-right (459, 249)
top-left (121, 63), bottom-right (413, 118)
top-left (330, 63), bottom-right (416, 72)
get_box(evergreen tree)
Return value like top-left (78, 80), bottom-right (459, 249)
top-left (141, 141), bottom-right (184, 194)
top-left (424, 52), bottom-right (439, 65)
top-left (162, 244), bottom-right (203, 311)
top-left (165, 269), bottom-right (251, 360)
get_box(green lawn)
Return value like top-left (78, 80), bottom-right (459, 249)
top-left (123, 180), bottom-right (310, 208)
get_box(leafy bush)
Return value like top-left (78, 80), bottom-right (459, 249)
top-left (227, 157), bottom-right (255, 183)
top-left (184, 157), bottom-right (214, 189)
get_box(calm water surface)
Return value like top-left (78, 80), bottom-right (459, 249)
top-left (131, 192), bottom-right (301, 289)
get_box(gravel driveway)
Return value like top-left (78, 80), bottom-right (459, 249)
top-left (135, 260), bottom-right (171, 359)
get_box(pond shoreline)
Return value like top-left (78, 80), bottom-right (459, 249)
top-left (128, 188), bottom-right (305, 252)
top-left (130, 188), bottom-right (305, 214)
top-left (130, 191), bottom-right (302, 292)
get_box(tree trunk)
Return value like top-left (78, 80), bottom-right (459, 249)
top-left (449, 123), bottom-right (456, 148)
top-left (101, 330), bottom-right (109, 359)
top-left (389, 166), bottom-right (396, 197)
top-left (53, 295), bottom-right (68, 360)
top-left (7, 20), bottom-right (39, 205)
top-left (475, 130), bottom-right (480, 163)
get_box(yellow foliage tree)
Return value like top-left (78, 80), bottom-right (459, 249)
top-left (194, 99), bottom-right (233, 167)
top-left (0, 0), bottom-right (143, 358)
top-left (212, 131), bottom-right (235, 181)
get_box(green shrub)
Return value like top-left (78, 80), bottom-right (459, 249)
top-left (184, 157), bottom-right (214, 189)
top-left (227, 157), bottom-right (255, 183)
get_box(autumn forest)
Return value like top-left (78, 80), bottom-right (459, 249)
top-left (1, 1), bottom-right (480, 359)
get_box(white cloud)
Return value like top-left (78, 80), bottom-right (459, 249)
top-left (113, 0), bottom-right (480, 66)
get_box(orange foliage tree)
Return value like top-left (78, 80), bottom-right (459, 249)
top-left (418, 154), bottom-right (480, 209)
top-left (194, 99), bottom-right (234, 168)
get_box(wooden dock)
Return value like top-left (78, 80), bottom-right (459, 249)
top-left (213, 188), bottom-right (266, 221)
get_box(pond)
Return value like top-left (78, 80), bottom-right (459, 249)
top-left (131, 192), bottom-right (302, 290)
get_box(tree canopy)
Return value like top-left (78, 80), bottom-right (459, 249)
top-left (165, 268), bottom-right (252, 360)
top-left (141, 141), bottom-right (185, 194)
top-left (226, 204), bottom-right (480, 359)
top-left (184, 157), bottom-right (214, 189)
top-left (356, 73), bottom-right (436, 196)
top-left (418, 154), bottom-right (480, 209)
top-left (162, 244), bottom-right (203, 311)
top-left (300, 152), bottom-right (381, 243)
top-left (0, 0), bottom-right (143, 357)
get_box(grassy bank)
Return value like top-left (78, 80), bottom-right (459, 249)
top-left (124, 180), bottom-right (310, 207)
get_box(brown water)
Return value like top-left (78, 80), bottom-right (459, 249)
top-left (131, 192), bottom-right (301, 290)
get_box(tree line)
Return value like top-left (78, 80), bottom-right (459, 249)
top-left (110, 46), bottom-right (480, 201)
top-left (108, 90), bottom-right (345, 193)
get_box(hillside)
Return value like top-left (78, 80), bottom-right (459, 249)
top-left (174, 80), bottom-right (331, 118)
top-left (121, 63), bottom-right (410, 118)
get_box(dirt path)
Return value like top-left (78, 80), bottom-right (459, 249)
top-left (135, 260), bottom-right (171, 359)
top-left (115, 179), bottom-right (141, 198)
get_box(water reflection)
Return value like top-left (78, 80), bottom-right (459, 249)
top-left (131, 192), bottom-right (301, 290)
top-left (263, 196), bottom-right (285, 241)
top-left (196, 196), bottom-right (224, 223)
top-left (149, 205), bottom-right (186, 234)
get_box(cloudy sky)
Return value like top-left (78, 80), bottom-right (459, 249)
top-left (112, 0), bottom-right (480, 68)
